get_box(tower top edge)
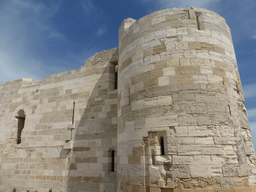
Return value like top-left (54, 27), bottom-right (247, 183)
top-left (119, 7), bottom-right (225, 32)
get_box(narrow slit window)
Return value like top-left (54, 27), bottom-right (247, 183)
top-left (114, 71), bottom-right (118, 89)
top-left (16, 110), bottom-right (25, 145)
top-left (111, 150), bottom-right (115, 172)
top-left (111, 61), bottom-right (118, 90)
top-left (160, 137), bottom-right (165, 155)
top-left (72, 102), bottom-right (75, 124)
top-left (195, 12), bottom-right (202, 30)
top-left (196, 15), bottom-right (200, 30)
top-left (114, 64), bottom-right (118, 89)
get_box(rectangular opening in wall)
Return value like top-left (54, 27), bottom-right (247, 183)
top-left (110, 61), bottom-right (118, 90)
top-left (160, 137), bottom-right (165, 155)
top-left (115, 70), bottom-right (118, 89)
top-left (109, 149), bottom-right (115, 172)
top-left (195, 12), bottom-right (202, 30)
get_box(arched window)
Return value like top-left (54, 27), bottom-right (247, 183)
top-left (16, 110), bottom-right (25, 144)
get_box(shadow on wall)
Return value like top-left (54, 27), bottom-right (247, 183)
top-left (60, 49), bottom-right (118, 192)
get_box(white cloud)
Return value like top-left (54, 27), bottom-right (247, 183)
top-left (243, 83), bottom-right (256, 99)
top-left (250, 121), bottom-right (256, 148)
top-left (248, 108), bottom-right (256, 121)
top-left (96, 29), bottom-right (105, 36)
top-left (0, 50), bottom-right (46, 82)
top-left (47, 32), bottom-right (66, 40)
top-left (250, 121), bottom-right (256, 131)
top-left (141, 0), bottom-right (219, 10)
top-left (81, 0), bottom-right (95, 14)
top-left (11, 0), bottom-right (46, 14)
top-left (0, 0), bottom-right (67, 83)
top-left (96, 26), bottom-right (107, 36)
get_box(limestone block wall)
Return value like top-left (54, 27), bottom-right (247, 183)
top-left (0, 7), bottom-right (256, 192)
top-left (0, 48), bottom-right (118, 192)
top-left (117, 8), bottom-right (256, 191)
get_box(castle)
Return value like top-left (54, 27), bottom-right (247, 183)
top-left (1, 7), bottom-right (256, 192)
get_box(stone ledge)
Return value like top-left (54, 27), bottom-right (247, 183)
top-left (171, 186), bottom-right (256, 192)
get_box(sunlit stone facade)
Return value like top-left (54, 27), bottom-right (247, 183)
top-left (0, 8), bottom-right (256, 192)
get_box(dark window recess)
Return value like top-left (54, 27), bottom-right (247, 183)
top-left (160, 137), bottom-right (165, 155)
top-left (16, 110), bottom-right (26, 144)
top-left (114, 71), bottom-right (118, 89)
top-left (111, 61), bottom-right (118, 90)
top-left (195, 12), bottom-right (202, 30)
top-left (72, 102), bottom-right (75, 124)
top-left (109, 150), bottom-right (115, 172)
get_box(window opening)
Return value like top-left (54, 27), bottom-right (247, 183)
top-left (195, 12), bottom-right (202, 30)
top-left (109, 149), bottom-right (115, 172)
top-left (72, 102), bottom-right (75, 125)
top-left (160, 137), bottom-right (165, 155)
top-left (111, 61), bottom-right (118, 90)
top-left (114, 63), bottom-right (118, 89)
top-left (114, 70), bottom-right (118, 89)
top-left (16, 110), bottom-right (25, 145)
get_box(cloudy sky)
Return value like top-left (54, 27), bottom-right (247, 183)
top-left (1, 0), bottom-right (256, 146)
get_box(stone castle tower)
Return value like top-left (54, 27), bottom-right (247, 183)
top-left (0, 7), bottom-right (255, 192)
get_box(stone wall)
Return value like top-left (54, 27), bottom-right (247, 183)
top-left (0, 48), bottom-right (118, 192)
top-left (0, 7), bottom-right (256, 192)
top-left (117, 7), bottom-right (256, 192)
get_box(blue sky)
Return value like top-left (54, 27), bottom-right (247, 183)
top-left (1, 0), bottom-right (256, 146)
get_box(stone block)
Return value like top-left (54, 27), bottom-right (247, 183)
top-left (196, 115), bottom-right (212, 125)
top-left (177, 114), bottom-right (197, 125)
top-left (175, 126), bottom-right (188, 136)
top-left (145, 117), bottom-right (158, 128)
top-left (223, 165), bottom-right (238, 177)
top-left (178, 145), bottom-right (201, 155)
top-left (175, 66), bottom-right (200, 75)
top-left (170, 165), bottom-right (191, 178)
top-left (190, 164), bottom-right (211, 177)
top-left (166, 28), bottom-right (177, 37)
top-left (163, 67), bottom-right (175, 76)
top-left (158, 77), bottom-right (170, 86)
top-left (195, 137), bottom-right (214, 145)
top-left (201, 67), bottom-right (213, 75)
top-left (234, 177), bottom-right (249, 187)
top-left (188, 126), bottom-right (208, 137)
top-left (188, 42), bottom-right (201, 49)
top-left (180, 137), bottom-right (195, 145)
top-left (201, 147), bottom-right (223, 155)
top-left (158, 115), bottom-right (178, 127)
top-left (237, 165), bottom-right (251, 177)
top-left (152, 16), bottom-right (166, 25)
top-left (172, 155), bottom-right (194, 164)
top-left (208, 75), bottom-right (223, 85)
top-left (177, 28), bottom-right (188, 35)
top-left (193, 75), bottom-right (208, 83)
top-left (221, 177), bottom-right (234, 188)
top-left (214, 137), bottom-right (236, 145)
top-left (154, 45), bottom-right (167, 54)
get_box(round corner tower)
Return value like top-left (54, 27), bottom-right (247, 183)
top-left (117, 7), bottom-right (256, 192)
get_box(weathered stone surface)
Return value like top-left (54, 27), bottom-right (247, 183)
top-left (0, 7), bottom-right (255, 192)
